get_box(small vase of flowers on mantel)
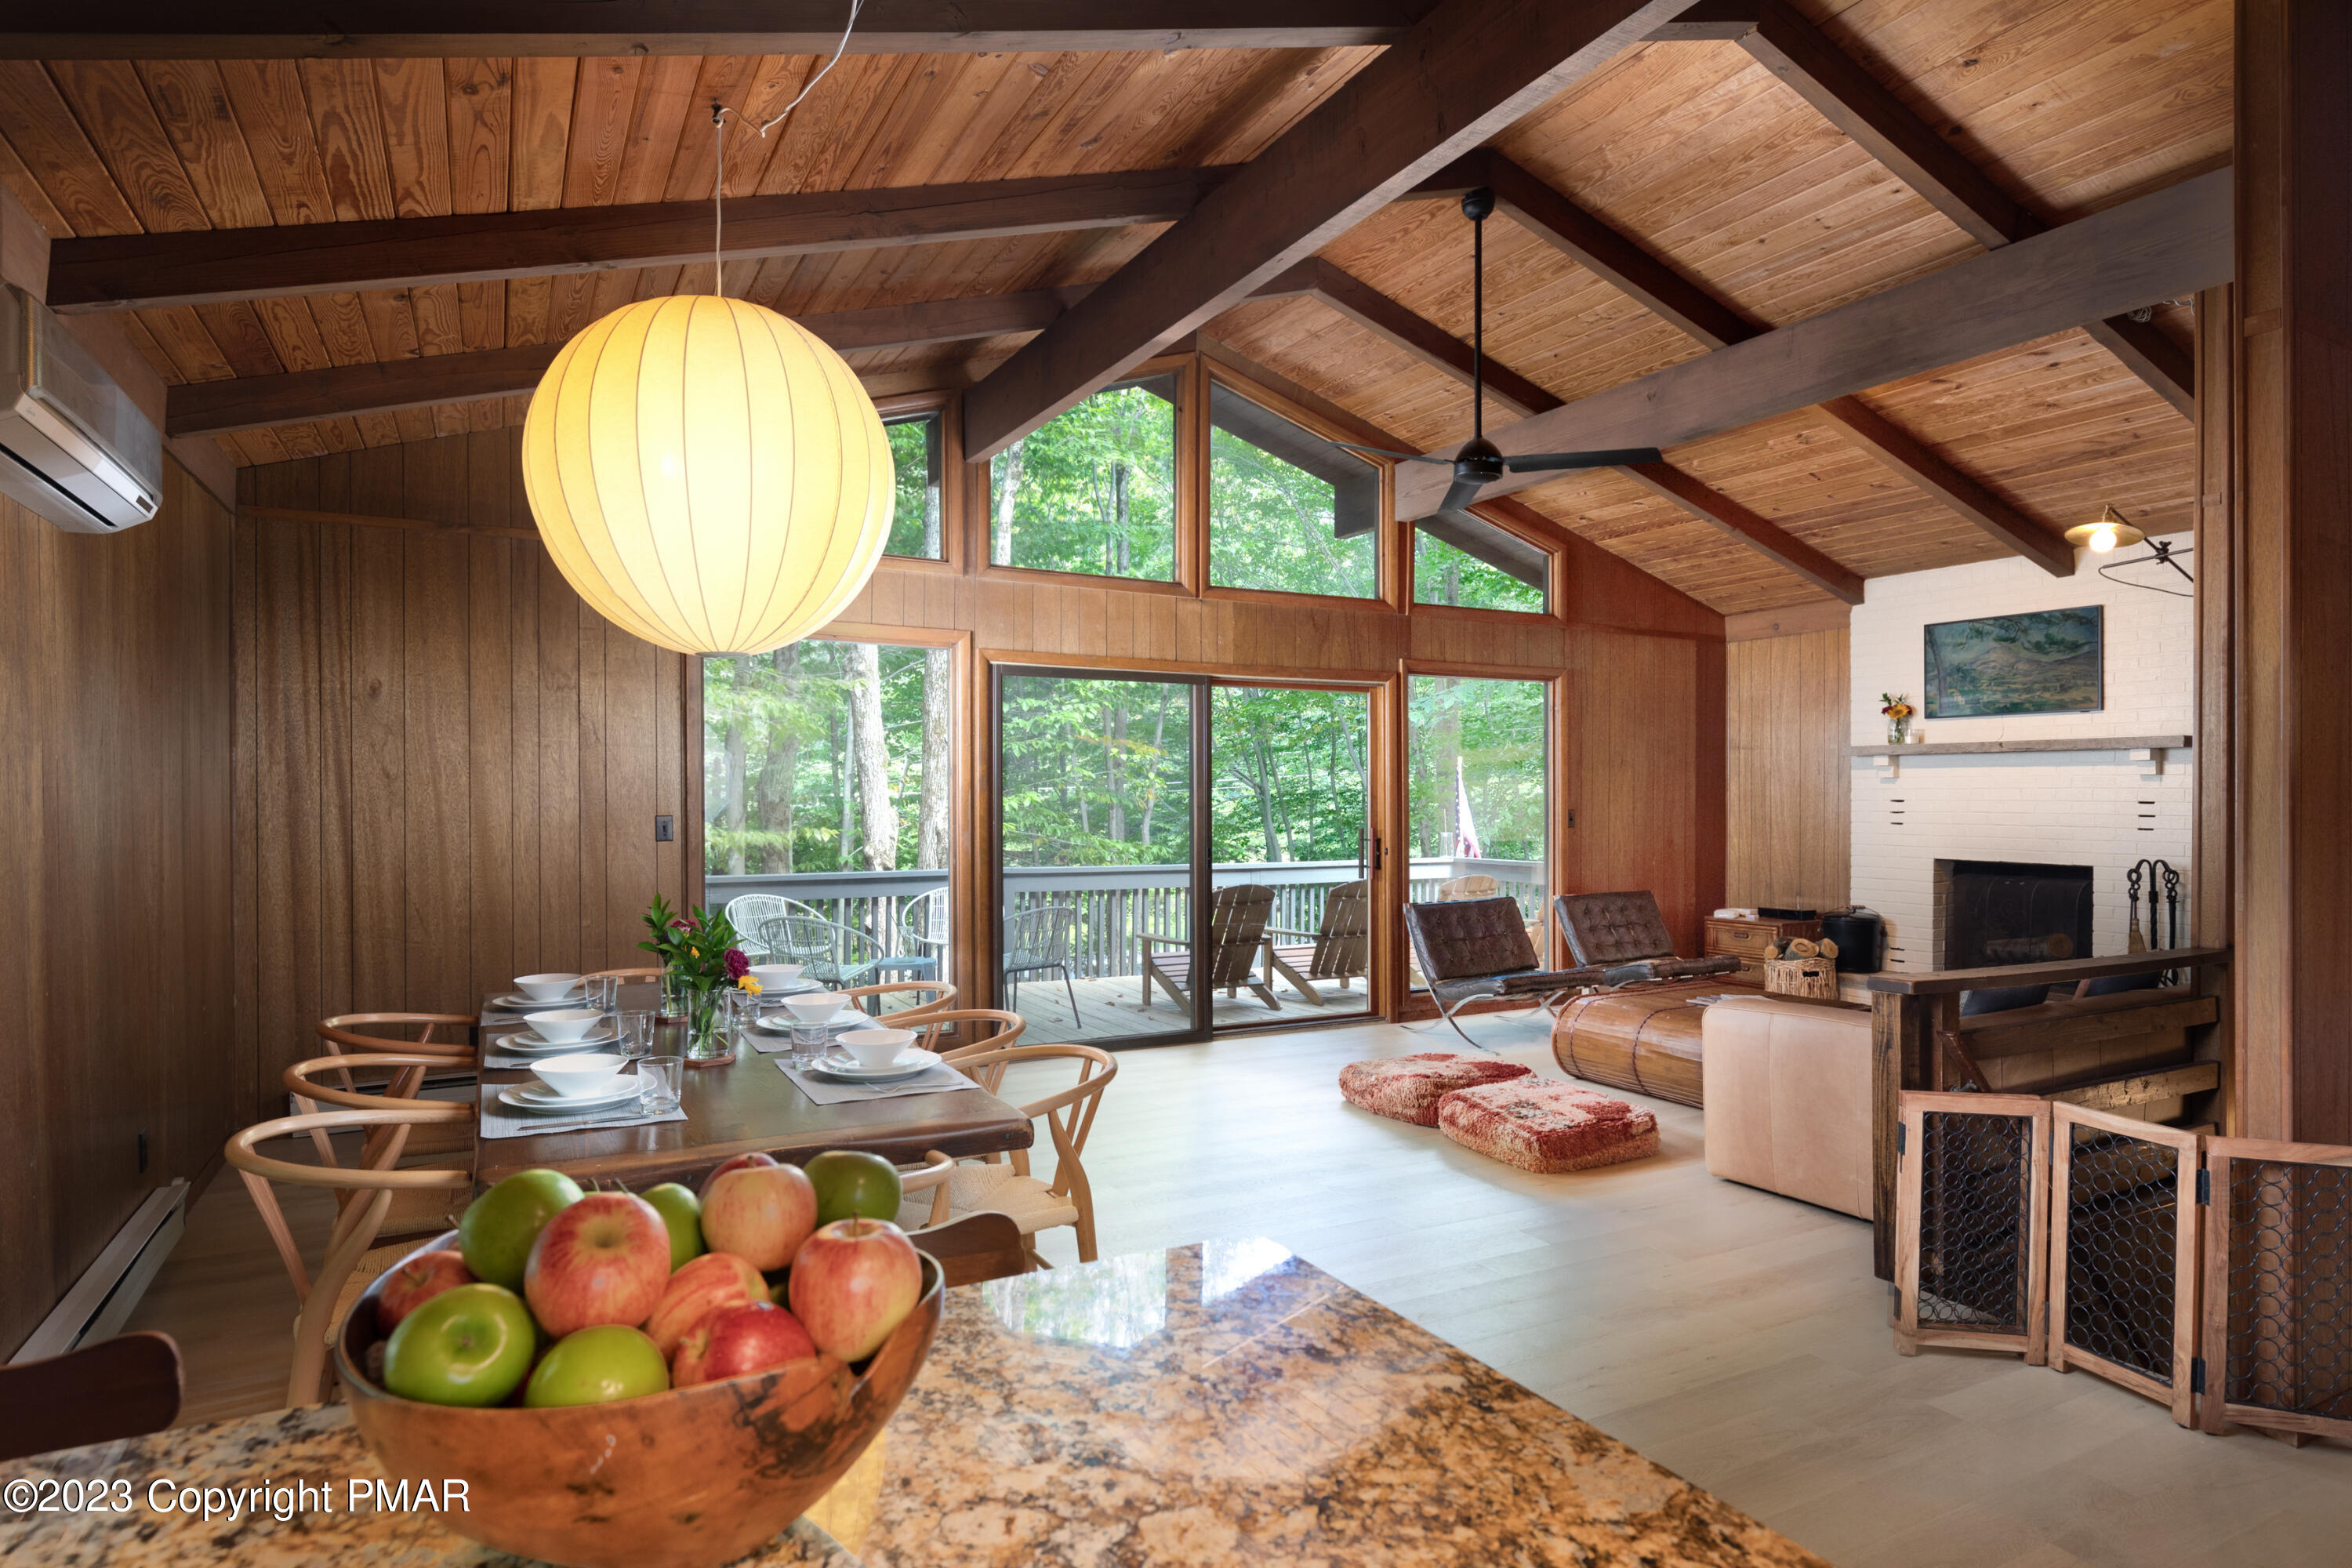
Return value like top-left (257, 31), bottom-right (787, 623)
top-left (640, 895), bottom-right (749, 1062)
top-left (1881, 692), bottom-right (1915, 746)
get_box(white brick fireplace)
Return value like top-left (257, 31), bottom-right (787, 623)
top-left (1849, 537), bottom-right (2195, 972)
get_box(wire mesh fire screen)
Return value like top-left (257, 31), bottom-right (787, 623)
top-left (2199, 1142), bottom-right (2352, 1440)
top-left (1896, 1094), bottom-right (2050, 1361)
top-left (2052, 1102), bottom-right (2200, 1425)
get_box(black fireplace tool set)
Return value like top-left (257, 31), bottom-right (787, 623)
top-left (2127, 858), bottom-right (2183, 984)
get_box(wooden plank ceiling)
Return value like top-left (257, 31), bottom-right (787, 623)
top-left (0, 0), bottom-right (2228, 615)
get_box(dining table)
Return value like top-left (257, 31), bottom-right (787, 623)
top-left (473, 985), bottom-right (1033, 1192)
top-left (2, 1239), bottom-right (1828, 1567)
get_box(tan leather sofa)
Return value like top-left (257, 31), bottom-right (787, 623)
top-left (1700, 995), bottom-right (1872, 1219)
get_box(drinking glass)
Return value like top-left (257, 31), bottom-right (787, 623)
top-left (619, 1009), bottom-right (653, 1059)
top-left (637, 1055), bottom-right (684, 1115)
top-left (590, 974), bottom-right (620, 1027)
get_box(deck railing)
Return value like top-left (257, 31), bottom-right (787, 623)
top-left (706, 858), bottom-right (1542, 981)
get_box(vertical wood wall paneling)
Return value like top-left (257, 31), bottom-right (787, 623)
top-left (232, 432), bottom-right (690, 1116)
top-left (2230, 0), bottom-right (2352, 1142)
top-left (0, 462), bottom-right (235, 1358)
top-left (1726, 630), bottom-right (1852, 915)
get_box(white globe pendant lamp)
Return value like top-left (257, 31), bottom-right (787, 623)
top-left (520, 292), bottom-right (894, 658)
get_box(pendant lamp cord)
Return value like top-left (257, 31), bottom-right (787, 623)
top-left (706, 0), bottom-right (866, 299)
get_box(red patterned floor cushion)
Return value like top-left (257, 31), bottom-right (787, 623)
top-left (1338, 1053), bottom-right (1534, 1126)
top-left (1436, 1079), bottom-right (1661, 1173)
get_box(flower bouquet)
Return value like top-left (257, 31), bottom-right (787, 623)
top-left (1880, 691), bottom-right (1915, 745)
top-left (640, 895), bottom-right (749, 1059)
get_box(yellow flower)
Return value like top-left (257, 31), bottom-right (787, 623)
top-left (739, 977), bottom-right (764, 994)
top-left (690, 946), bottom-right (699, 957)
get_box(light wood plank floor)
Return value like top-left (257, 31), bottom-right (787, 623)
top-left (127, 1015), bottom-right (2350, 1566)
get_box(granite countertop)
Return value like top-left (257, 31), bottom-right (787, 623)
top-left (1, 1241), bottom-right (1825, 1568)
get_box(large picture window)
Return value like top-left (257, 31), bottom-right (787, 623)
top-left (1207, 382), bottom-right (1379, 598)
top-left (702, 640), bottom-right (953, 996)
top-left (989, 375), bottom-right (1178, 580)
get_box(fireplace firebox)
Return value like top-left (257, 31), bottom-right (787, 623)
top-left (1940, 860), bottom-right (2093, 971)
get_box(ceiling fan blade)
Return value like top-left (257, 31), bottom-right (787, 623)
top-left (1329, 440), bottom-right (1450, 464)
top-left (1503, 446), bottom-right (1664, 472)
top-left (1438, 473), bottom-right (1488, 514)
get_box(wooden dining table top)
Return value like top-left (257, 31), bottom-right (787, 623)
top-left (473, 988), bottom-right (1032, 1192)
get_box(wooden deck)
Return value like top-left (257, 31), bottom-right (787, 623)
top-left (1007, 967), bottom-right (1373, 1043)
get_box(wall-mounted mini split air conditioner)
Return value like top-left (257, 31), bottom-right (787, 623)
top-left (0, 283), bottom-right (162, 532)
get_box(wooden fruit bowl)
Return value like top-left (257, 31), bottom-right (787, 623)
top-left (333, 1230), bottom-right (942, 1568)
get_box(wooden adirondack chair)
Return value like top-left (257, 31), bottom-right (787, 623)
top-left (1138, 884), bottom-right (1282, 1013)
top-left (1265, 880), bottom-right (1370, 1002)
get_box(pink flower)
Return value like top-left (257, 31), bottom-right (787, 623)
top-left (669, 916), bottom-right (690, 931)
top-left (724, 948), bottom-right (750, 979)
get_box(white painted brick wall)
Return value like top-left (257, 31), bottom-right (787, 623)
top-left (1847, 537), bottom-right (2194, 970)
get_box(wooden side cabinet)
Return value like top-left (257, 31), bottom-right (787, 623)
top-left (1705, 916), bottom-right (1823, 987)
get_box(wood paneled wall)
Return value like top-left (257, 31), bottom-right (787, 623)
top-left (234, 431), bottom-right (689, 1120)
top-left (0, 459), bottom-right (235, 1358)
top-left (1726, 629), bottom-right (1851, 915)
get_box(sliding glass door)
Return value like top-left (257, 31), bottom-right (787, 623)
top-left (994, 670), bottom-right (1376, 1046)
top-left (996, 670), bottom-right (1204, 1046)
top-left (1208, 685), bottom-right (1373, 1024)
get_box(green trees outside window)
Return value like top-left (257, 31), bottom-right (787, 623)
top-left (988, 376), bottom-right (1178, 579)
top-left (1414, 511), bottom-right (1549, 612)
top-left (1406, 672), bottom-right (1548, 899)
top-left (702, 640), bottom-right (949, 877)
top-left (1207, 383), bottom-right (1379, 599)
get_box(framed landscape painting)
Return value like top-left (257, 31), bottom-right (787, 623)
top-left (1923, 606), bottom-right (2103, 717)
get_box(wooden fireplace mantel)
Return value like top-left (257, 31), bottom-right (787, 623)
top-left (1849, 733), bottom-right (2191, 757)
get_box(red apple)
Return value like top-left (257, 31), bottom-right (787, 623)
top-left (787, 1218), bottom-right (923, 1362)
top-left (376, 1249), bottom-right (474, 1334)
top-left (701, 1163), bottom-right (818, 1272)
top-left (697, 1150), bottom-right (779, 1198)
top-left (670, 1300), bottom-right (818, 1388)
top-left (524, 1192), bottom-right (671, 1337)
top-left (644, 1251), bottom-right (768, 1358)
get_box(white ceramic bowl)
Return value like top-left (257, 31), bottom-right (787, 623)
top-left (747, 964), bottom-right (803, 992)
top-left (515, 972), bottom-right (585, 1003)
top-left (524, 1007), bottom-right (603, 1043)
top-left (530, 1053), bottom-right (628, 1099)
top-left (784, 991), bottom-right (848, 1025)
top-left (838, 1027), bottom-right (916, 1070)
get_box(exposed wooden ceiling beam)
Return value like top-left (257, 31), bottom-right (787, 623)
top-left (1813, 394), bottom-right (2071, 576)
top-left (1244, 254), bottom-right (1855, 602)
top-left (1, 4), bottom-right (1439, 57)
top-left (167, 285), bottom-right (1098, 436)
top-left (1393, 169), bottom-right (2231, 519)
top-left (1730, 0), bottom-right (2193, 414)
top-left (6, 0), bottom-right (1754, 57)
top-left (956, 0), bottom-right (1693, 459)
top-left (1617, 461), bottom-right (1864, 604)
top-left (47, 167), bottom-right (1233, 313)
top-left (1480, 150), bottom-right (2073, 575)
top-left (1293, 258), bottom-right (1560, 419)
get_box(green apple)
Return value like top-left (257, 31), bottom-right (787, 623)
top-left (459, 1169), bottom-right (583, 1290)
top-left (806, 1149), bottom-right (902, 1227)
top-left (382, 1283), bottom-right (538, 1407)
top-left (524, 1325), bottom-right (670, 1408)
top-left (642, 1182), bottom-right (705, 1270)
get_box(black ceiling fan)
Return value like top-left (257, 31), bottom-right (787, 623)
top-left (1332, 187), bottom-right (1661, 515)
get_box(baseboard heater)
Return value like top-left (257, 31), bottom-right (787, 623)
top-left (6, 1180), bottom-right (189, 1364)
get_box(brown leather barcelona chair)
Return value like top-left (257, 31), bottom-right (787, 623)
top-left (1554, 891), bottom-right (1742, 988)
top-left (1403, 897), bottom-right (1601, 1047)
